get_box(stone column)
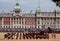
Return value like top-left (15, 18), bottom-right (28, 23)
top-left (21, 18), bottom-right (22, 28)
top-left (36, 18), bottom-right (38, 28)
top-left (18, 18), bottom-right (19, 28)
top-left (13, 18), bottom-right (14, 28)
top-left (16, 18), bottom-right (17, 28)
top-left (40, 18), bottom-right (42, 28)
top-left (23, 18), bottom-right (25, 28)
top-left (2, 18), bottom-right (4, 28)
top-left (10, 18), bottom-right (11, 28)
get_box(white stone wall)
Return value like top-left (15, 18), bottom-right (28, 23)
top-left (36, 12), bottom-right (60, 28)
top-left (1, 11), bottom-right (60, 28)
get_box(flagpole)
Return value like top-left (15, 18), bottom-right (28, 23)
top-left (38, 0), bottom-right (40, 8)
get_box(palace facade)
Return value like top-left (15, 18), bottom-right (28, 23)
top-left (0, 2), bottom-right (60, 31)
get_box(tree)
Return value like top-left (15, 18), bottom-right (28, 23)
top-left (52, 0), bottom-right (60, 7)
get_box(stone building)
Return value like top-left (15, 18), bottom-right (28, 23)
top-left (0, 2), bottom-right (60, 32)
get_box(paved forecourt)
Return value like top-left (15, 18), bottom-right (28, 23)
top-left (0, 32), bottom-right (60, 41)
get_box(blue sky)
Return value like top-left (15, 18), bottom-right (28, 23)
top-left (0, 0), bottom-right (60, 13)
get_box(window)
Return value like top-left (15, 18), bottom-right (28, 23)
top-left (38, 21), bottom-right (40, 24)
top-left (57, 12), bottom-right (59, 15)
top-left (20, 26), bottom-right (21, 28)
top-left (44, 18), bottom-right (46, 20)
top-left (53, 22), bottom-right (55, 24)
top-left (25, 26), bottom-right (26, 29)
top-left (42, 22), bottom-right (43, 25)
top-left (57, 21), bottom-right (59, 25)
top-left (22, 26), bottom-right (24, 28)
top-left (50, 22), bottom-right (52, 24)
top-left (38, 26), bottom-right (39, 28)
top-left (11, 18), bottom-right (13, 25)
top-left (0, 22), bottom-right (2, 25)
top-left (43, 13), bottom-right (44, 16)
top-left (22, 22), bottom-right (24, 24)
top-left (47, 18), bottom-right (49, 20)
top-left (48, 14), bottom-right (50, 16)
top-left (30, 26), bottom-right (32, 28)
top-left (0, 26), bottom-right (2, 28)
top-left (4, 18), bottom-right (10, 25)
top-left (58, 26), bottom-right (59, 28)
top-left (4, 26), bottom-right (5, 28)
top-left (45, 22), bottom-right (46, 24)
top-left (47, 22), bottom-right (49, 24)
top-left (14, 26), bottom-right (16, 28)
top-left (38, 13), bottom-right (40, 15)
top-left (6, 26), bottom-right (7, 28)
top-left (17, 18), bottom-right (18, 24)
top-left (41, 18), bottom-right (43, 21)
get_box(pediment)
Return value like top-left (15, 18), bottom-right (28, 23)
top-left (13, 15), bottom-right (22, 17)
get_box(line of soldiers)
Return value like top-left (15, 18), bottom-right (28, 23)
top-left (4, 32), bottom-right (21, 39)
top-left (4, 32), bottom-right (49, 39)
